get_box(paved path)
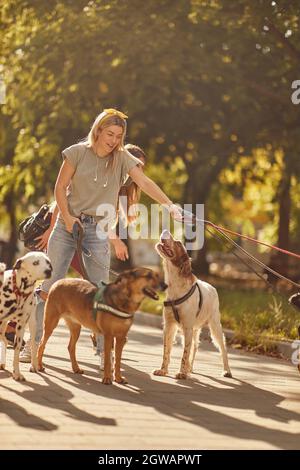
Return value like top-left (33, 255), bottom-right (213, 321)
top-left (0, 323), bottom-right (299, 450)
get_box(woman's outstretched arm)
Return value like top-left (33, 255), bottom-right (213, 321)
top-left (128, 166), bottom-right (182, 220)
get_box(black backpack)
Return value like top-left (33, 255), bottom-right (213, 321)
top-left (18, 204), bottom-right (52, 250)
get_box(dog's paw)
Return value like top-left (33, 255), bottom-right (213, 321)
top-left (29, 365), bottom-right (38, 373)
top-left (222, 371), bottom-right (232, 378)
top-left (175, 372), bottom-right (188, 380)
top-left (102, 376), bottom-right (113, 385)
top-left (153, 369), bottom-right (167, 376)
top-left (37, 365), bottom-right (45, 372)
top-left (13, 371), bottom-right (26, 381)
top-left (115, 375), bottom-right (128, 384)
top-left (73, 367), bottom-right (84, 374)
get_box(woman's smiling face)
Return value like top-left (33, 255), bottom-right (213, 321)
top-left (97, 125), bottom-right (124, 155)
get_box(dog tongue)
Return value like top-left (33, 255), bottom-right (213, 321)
top-left (143, 287), bottom-right (159, 300)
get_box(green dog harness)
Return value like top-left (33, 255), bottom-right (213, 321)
top-left (92, 282), bottom-right (134, 320)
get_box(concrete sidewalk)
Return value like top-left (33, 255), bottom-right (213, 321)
top-left (0, 322), bottom-right (299, 450)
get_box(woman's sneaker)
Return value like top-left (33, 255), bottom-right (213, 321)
top-left (19, 340), bottom-right (31, 363)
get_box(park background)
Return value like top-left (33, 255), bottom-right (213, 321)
top-left (1, 0), bottom-right (300, 350)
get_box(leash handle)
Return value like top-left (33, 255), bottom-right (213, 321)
top-left (72, 222), bottom-right (119, 278)
top-left (168, 205), bottom-right (196, 224)
top-left (72, 222), bottom-right (95, 284)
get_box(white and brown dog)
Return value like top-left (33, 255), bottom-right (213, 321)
top-left (154, 230), bottom-right (232, 380)
top-left (0, 252), bottom-right (52, 381)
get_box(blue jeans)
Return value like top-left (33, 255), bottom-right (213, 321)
top-left (35, 218), bottom-right (110, 352)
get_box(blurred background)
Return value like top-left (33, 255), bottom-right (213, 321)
top-left (1, 1), bottom-right (300, 345)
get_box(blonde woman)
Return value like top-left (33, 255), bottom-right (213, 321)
top-left (20, 108), bottom-right (181, 368)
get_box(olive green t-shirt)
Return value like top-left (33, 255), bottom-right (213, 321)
top-left (61, 143), bottom-right (141, 222)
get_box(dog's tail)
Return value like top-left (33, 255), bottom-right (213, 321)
top-left (0, 262), bottom-right (6, 289)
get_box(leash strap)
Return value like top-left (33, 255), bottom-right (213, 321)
top-left (72, 224), bottom-right (133, 320)
top-left (72, 223), bottom-right (91, 281)
top-left (72, 222), bottom-right (120, 279)
top-left (188, 213), bottom-right (300, 261)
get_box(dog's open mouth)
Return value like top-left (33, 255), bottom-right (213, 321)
top-left (143, 287), bottom-right (159, 300)
top-left (156, 242), bottom-right (174, 258)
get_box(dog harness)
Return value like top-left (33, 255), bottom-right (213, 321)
top-left (163, 282), bottom-right (203, 323)
top-left (12, 270), bottom-right (32, 304)
top-left (92, 282), bottom-right (134, 320)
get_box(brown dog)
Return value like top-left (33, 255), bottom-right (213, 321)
top-left (37, 268), bottom-right (166, 384)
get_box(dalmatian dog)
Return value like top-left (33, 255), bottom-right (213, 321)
top-left (0, 252), bottom-right (52, 381)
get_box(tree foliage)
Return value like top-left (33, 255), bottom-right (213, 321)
top-left (0, 0), bottom-right (299, 268)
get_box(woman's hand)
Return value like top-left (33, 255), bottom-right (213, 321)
top-left (110, 238), bottom-right (129, 261)
top-left (34, 227), bottom-right (52, 251)
top-left (167, 203), bottom-right (185, 222)
top-left (167, 203), bottom-right (195, 223)
top-left (64, 215), bottom-right (83, 233)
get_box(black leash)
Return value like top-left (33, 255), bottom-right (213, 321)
top-left (201, 222), bottom-right (300, 316)
top-left (72, 223), bottom-right (94, 283)
top-left (72, 223), bottom-right (119, 282)
top-left (73, 218), bottom-right (300, 313)
top-left (72, 224), bottom-right (133, 320)
top-left (192, 216), bottom-right (300, 290)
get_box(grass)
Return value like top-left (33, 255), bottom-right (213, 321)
top-left (140, 292), bottom-right (165, 316)
top-left (218, 287), bottom-right (299, 352)
top-left (139, 286), bottom-right (300, 353)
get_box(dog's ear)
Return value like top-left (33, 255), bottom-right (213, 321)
top-left (179, 259), bottom-right (192, 277)
top-left (13, 258), bottom-right (22, 270)
top-left (132, 268), bottom-right (148, 279)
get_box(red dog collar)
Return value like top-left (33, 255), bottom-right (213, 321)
top-left (12, 270), bottom-right (32, 304)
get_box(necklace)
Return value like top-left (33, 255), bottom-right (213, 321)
top-left (94, 153), bottom-right (109, 188)
top-left (93, 155), bottom-right (99, 182)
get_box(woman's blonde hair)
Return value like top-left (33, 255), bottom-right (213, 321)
top-left (83, 110), bottom-right (145, 225)
top-left (84, 109), bottom-right (128, 169)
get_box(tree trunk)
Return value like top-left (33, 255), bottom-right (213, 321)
top-left (4, 191), bottom-right (18, 267)
top-left (194, 243), bottom-right (209, 276)
top-left (268, 165), bottom-right (291, 280)
top-left (190, 188), bottom-right (209, 276)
